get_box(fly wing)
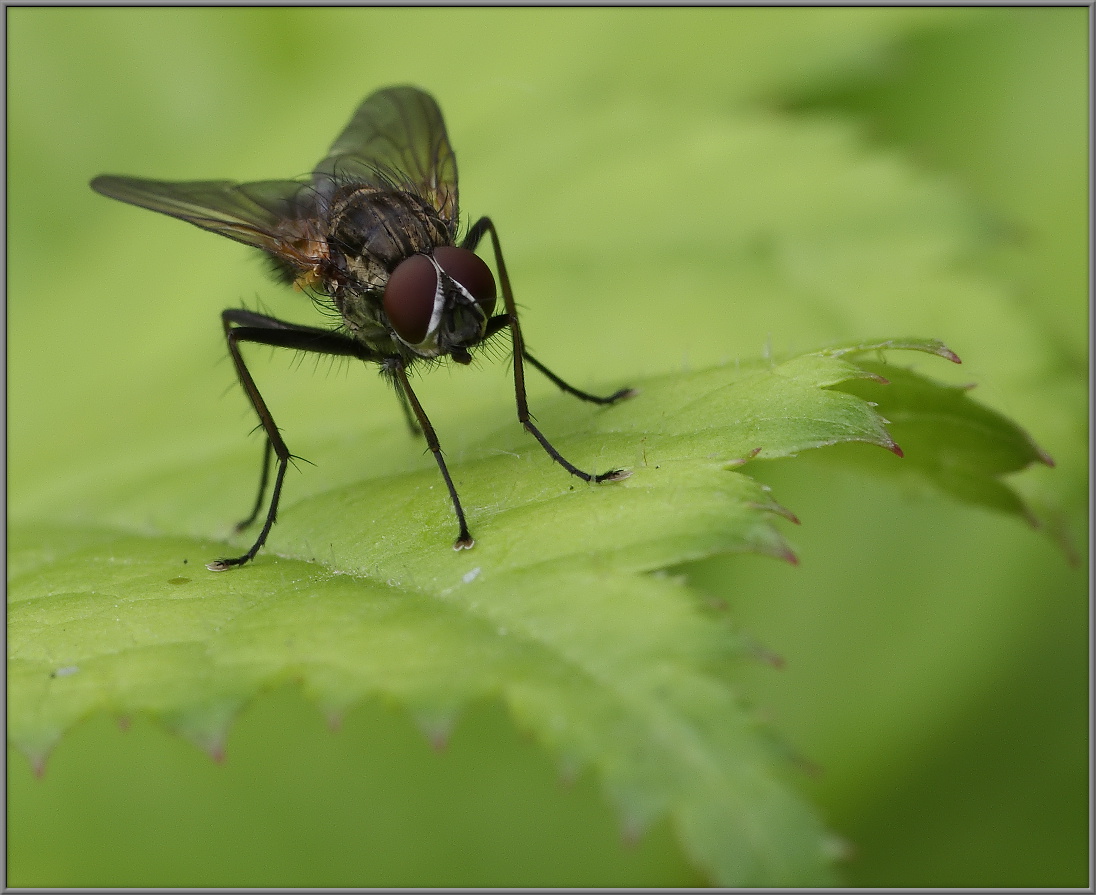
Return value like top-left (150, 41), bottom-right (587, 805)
top-left (312, 86), bottom-right (459, 231)
top-left (90, 175), bottom-right (321, 263)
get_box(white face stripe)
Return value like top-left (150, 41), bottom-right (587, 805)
top-left (424, 254), bottom-right (479, 338)
top-left (425, 255), bottom-right (447, 341)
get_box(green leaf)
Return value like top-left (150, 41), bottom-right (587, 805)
top-left (10, 10), bottom-right (1078, 886)
top-left (835, 361), bottom-right (1053, 522)
top-left (8, 340), bottom-right (1048, 886)
top-left (802, 338), bottom-right (1054, 524)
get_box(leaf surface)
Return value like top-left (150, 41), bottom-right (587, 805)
top-left (8, 340), bottom-right (1048, 886)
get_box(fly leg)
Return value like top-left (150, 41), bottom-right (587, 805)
top-left (235, 438), bottom-right (274, 533)
top-left (208, 308), bottom-right (379, 571)
top-left (524, 352), bottom-right (637, 405)
top-left (464, 216), bottom-right (633, 483)
top-left (388, 358), bottom-right (474, 549)
top-left (394, 384), bottom-right (424, 438)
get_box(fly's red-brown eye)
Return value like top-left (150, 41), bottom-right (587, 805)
top-left (384, 254), bottom-right (437, 344)
top-left (434, 246), bottom-right (496, 318)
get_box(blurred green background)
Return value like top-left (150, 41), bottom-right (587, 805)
top-left (8, 7), bottom-right (1088, 887)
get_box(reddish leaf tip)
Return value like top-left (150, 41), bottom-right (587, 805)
top-left (888, 442), bottom-right (905, 458)
top-left (748, 641), bottom-right (786, 669)
top-left (771, 502), bottom-right (801, 525)
top-left (824, 833), bottom-right (857, 862)
top-left (727, 447), bottom-right (764, 468)
top-left (747, 500), bottom-right (800, 525)
top-left (416, 716), bottom-right (454, 752)
top-left (557, 762), bottom-right (580, 789)
top-left (795, 754), bottom-right (824, 778)
top-left (619, 814), bottom-right (646, 849)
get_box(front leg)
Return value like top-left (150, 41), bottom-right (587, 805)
top-left (524, 352), bottom-right (637, 406)
top-left (464, 217), bottom-right (631, 484)
top-left (208, 309), bottom-right (378, 571)
top-left (387, 358), bottom-right (474, 550)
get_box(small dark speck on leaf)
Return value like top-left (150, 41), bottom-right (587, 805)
top-left (50, 665), bottom-right (80, 679)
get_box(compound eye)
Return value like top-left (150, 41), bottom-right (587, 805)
top-left (434, 246), bottom-right (496, 318)
top-left (384, 254), bottom-right (438, 345)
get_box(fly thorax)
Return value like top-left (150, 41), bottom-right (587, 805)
top-left (333, 284), bottom-right (388, 345)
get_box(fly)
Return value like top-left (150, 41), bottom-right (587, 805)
top-left (91, 86), bottom-right (635, 571)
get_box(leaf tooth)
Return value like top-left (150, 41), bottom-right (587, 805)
top-left (745, 638), bottom-right (786, 670)
top-left (617, 807), bottom-right (650, 849)
top-left (167, 701), bottom-right (240, 764)
top-left (744, 526), bottom-right (800, 566)
top-left (179, 724), bottom-right (228, 764)
top-left (748, 499), bottom-right (801, 526)
top-left (30, 750), bottom-right (50, 779)
top-left (608, 786), bottom-right (667, 852)
top-left (14, 732), bottom-right (62, 779)
top-left (316, 696), bottom-right (355, 733)
top-left (821, 833), bottom-right (856, 863)
top-left (555, 752), bottom-right (585, 789)
top-left (413, 710), bottom-right (458, 752)
top-left (725, 447), bottom-right (764, 468)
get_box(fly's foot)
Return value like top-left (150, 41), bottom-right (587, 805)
top-left (207, 555), bottom-right (251, 572)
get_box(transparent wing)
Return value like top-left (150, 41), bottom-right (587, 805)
top-left (312, 86), bottom-right (459, 230)
top-left (90, 175), bottom-right (319, 259)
